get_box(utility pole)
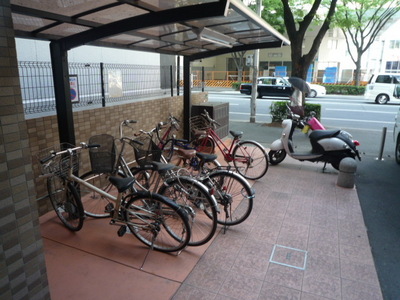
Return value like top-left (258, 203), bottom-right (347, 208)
top-left (250, 0), bottom-right (261, 123)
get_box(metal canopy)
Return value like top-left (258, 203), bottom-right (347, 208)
top-left (11, 0), bottom-right (290, 144)
top-left (11, 0), bottom-right (290, 60)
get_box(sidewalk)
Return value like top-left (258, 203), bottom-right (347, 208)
top-left (39, 121), bottom-right (383, 300)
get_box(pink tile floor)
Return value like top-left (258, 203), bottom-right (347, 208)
top-left (40, 156), bottom-right (382, 300)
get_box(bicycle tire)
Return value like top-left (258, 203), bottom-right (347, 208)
top-left (123, 192), bottom-right (191, 253)
top-left (202, 170), bottom-right (254, 226)
top-left (79, 171), bottom-right (123, 218)
top-left (161, 139), bottom-right (182, 166)
top-left (157, 176), bottom-right (218, 246)
top-left (191, 136), bottom-right (215, 154)
top-left (232, 140), bottom-right (269, 180)
top-left (47, 177), bottom-right (84, 231)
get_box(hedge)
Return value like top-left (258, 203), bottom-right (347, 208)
top-left (270, 101), bottom-right (322, 122)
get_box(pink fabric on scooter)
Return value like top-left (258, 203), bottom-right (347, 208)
top-left (308, 117), bottom-right (326, 130)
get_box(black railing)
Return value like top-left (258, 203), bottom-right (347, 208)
top-left (18, 62), bottom-right (182, 115)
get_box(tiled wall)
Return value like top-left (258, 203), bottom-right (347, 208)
top-left (0, 1), bottom-right (50, 299)
top-left (28, 93), bottom-right (208, 216)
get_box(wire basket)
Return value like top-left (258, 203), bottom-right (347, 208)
top-left (132, 135), bottom-right (162, 166)
top-left (88, 134), bottom-right (116, 173)
top-left (37, 143), bottom-right (80, 179)
top-left (190, 115), bottom-right (211, 132)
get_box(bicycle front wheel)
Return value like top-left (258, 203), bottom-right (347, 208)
top-left (123, 192), bottom-right (191, 253)
top-left (47, 177), bottom-right (84, 231)
top-left (79, 171), bottom-right (122, 218)
top-left (158, 177), bottom-right (218, 247)
top-left (204, 170), bottom-right (254, 226)
top-left (232, 141), bottom-right (269, 180)
top-left (191, 136), bottom-right (215, 154)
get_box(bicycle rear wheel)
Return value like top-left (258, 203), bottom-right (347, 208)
top-left (79, 171), bottom-right (121, 218)
top-left (203, 170), bottom-right (254, 226)
top-left (123, 192), bottom-right (191, 253)
top-left (47, 177), bottom-right (84, 231)
top-left (233, 140), bottom-right (269, 180)
top-left (191, 136), bottom-right (215, 154)
top-left (158, 177), bottom-right (218, 246)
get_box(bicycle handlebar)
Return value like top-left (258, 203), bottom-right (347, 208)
top-left (39, 143), bottom-right (99, 164)
top-left (201, 109), bottom-right (221, 127)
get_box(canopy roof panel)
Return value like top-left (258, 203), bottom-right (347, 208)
top-left (11, 0), bottom-right (290, 60)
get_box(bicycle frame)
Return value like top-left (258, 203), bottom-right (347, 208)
top-left (198, 128), bottom-right (238, 163)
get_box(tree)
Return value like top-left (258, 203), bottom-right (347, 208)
top-left (249, 0), bottom-right (338, 105)
top-left (335, 0), bottom-right (400, 86)
top-left (231, 51), bottom-right (247, 84)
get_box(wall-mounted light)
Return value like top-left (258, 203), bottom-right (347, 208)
top-left (194, 27), bottom-right (236, 48)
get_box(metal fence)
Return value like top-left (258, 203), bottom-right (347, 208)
top-left (18, 61), bottom-right (178, 115)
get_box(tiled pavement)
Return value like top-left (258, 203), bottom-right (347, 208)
top-left (40, 154), bottom-right (382, 300)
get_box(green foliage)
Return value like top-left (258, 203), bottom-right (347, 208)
top-left (323, 85), bottom-right (365, 95)
top-left (270, 101), bottom-right (321, 122)
top-left (232, 82), bottom-right (241, 90)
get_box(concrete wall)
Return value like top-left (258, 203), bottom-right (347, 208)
top-left (28, 93), bottom-right (208, 216)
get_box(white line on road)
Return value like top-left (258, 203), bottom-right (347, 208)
top-left (325, 108), bottom-right (396, 114)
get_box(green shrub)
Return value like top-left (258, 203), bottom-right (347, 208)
top-left (269, 101), bottom-right (322, 122)
top-left (232, 82), bottom-right (241, 90)
top-left (322, 85), bottom-right (365, 95)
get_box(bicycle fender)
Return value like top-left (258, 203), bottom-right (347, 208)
top-left (270, 139), bottom-right (283, 151)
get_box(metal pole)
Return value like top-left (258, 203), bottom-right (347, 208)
top-left (100, 62), bottom-right (105, 107)
top-left (377, 126), bottom-right (387, 160)
top-left (170, 65), bottom-right (173, 97)
top-left (250, 0), bottom-right (261, 123)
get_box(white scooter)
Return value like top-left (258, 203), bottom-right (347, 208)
top-left (268, 105), bottom-right (361, 170)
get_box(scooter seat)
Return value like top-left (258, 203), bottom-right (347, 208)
top-left (230, 130), bottom-right (243, 138)
top-left (309, 129), bottom-right (341, 141)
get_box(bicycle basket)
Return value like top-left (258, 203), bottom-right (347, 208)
top-left (132, 135), bottom-right (162, 166)
top-left (88, 134), bottom-right (116, 173)
top-left (190, 115), bottom-right (210, 132)
top-left (37, 143), bottom-right (80, 179)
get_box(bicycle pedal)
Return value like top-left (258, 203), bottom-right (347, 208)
top-left (105, 203), bottom-right (114, 213)
top-left (117, 225), bottom-right (127, 237)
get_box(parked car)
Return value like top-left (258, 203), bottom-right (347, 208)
top-left (239, 76), bottom-right (326, 98)
top-left (364, 73), bottom-right (400, 104)
top-left (394, 107), bottom-right (400, 164)
top-left (307, 83), bottom-right (326, 98)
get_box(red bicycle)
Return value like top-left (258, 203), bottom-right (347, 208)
top-left (190, 110), bottom-right (269, 180)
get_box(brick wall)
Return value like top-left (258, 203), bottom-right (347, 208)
top-left (0, 1), bottom-right (50, 299)
top-left (28, 92), bottom-right (208, 216)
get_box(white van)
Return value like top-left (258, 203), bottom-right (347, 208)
top-left (364, 73), bottom-right (400, 104)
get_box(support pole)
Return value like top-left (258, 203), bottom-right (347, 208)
top-left (377, 127), bottom-right (387, 161)
top-left (50, 41), bottom-right (76, 145)
top-left (183, 57), bottom-right (191, 140)
top-left (250, 0), bottom-right (261, 123)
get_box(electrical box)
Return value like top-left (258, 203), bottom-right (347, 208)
top-left (246, 55), bottom-right (253, 67)
top-left (191, 102), bottom-right (229, 138)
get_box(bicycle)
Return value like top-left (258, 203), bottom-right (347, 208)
top-left (151, 117), bottom-right (255, 227)
top-left (79, 120), bottom-right (219, 247)
top-left (190, 110), bottom-right (269, 180)
top-left (129, 127), bottom-right (219, 247)
top-left (157, 111), bottom-right (268, 180)
top-left (39, 142), bottom-right (191, 253)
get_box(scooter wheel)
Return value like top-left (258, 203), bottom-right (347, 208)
top-left (268, 150), bottom-right (286, 165)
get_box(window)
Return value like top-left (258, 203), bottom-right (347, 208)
top-left (389, 40), bottom-right (400, 49)
top-left (385, 61), bottom-right (400, 73)
top-left (327, 40), bottom-right (338, 49)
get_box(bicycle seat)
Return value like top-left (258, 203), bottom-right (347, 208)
top-left (230, 131), bottom-right (243, 139)
top-left (192, 129), bottom-right (207, 136)
top-left (149, 161), bottom-right (176, 173)
top-left (176, 148), bottom-right (196, 159)
top-left (196, 152), bottom-right (218, 162)
top-left (109, 176), bottom-right (135, 193)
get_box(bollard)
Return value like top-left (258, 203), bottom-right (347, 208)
top-left (377, 127), bottom-right (387, 161)
top-left (337, 157), bottom-right (357, 188)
